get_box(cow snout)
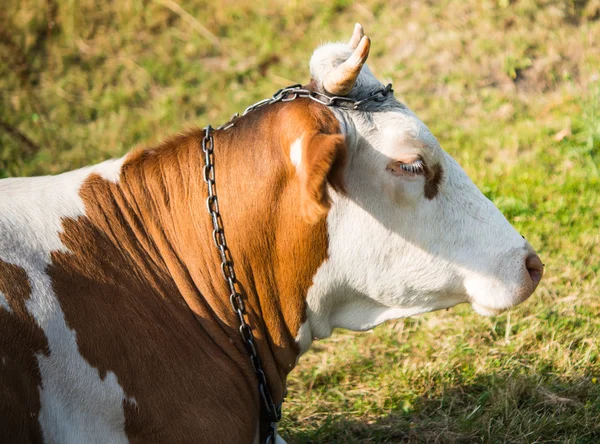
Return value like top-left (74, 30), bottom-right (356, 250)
top-left (525, 252), bottom-right (543, 290)
top-left (513, 249), bottom-right (544, 306)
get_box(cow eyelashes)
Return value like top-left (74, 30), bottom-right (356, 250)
top-left (386, 158), bottom-right (426, 177)
top-left (399, 159), bottom-right (425, 175)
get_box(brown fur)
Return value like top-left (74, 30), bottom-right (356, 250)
top-left (0, 260), bottom-right (49, 444)
top-left (0, 98), bottom-right (345, 443)
top-left (425, 163), bottom-right (444, 200)
top-left (300, 132), bottom-right (347, 223)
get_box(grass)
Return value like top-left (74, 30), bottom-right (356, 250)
top-left (1, 0), bottom-right (600, 442)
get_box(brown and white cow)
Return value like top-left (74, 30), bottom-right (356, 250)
top-left (0, 25), bottom-right (542, 443)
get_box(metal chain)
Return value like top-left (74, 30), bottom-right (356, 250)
top-left (202, 82), bottom-right (393, 443)
top-left (218, 82), bottom-right (394, 130)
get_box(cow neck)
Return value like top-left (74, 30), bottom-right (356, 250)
top-left (93, 102), bottom-right (331, 405)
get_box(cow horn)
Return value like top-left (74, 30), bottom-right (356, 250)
top-left (348, 23), bottom-right (364, 49)
top-left (323, 30), bottom-right (371, 96)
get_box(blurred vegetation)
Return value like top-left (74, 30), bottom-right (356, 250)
top-left (1, 0), bottom-right (600, 442)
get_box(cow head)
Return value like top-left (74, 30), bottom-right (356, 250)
top-left (295, 25), bottom-right (543, 349)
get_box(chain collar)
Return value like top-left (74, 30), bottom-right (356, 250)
top-left (201, 126), bottom-right (281, 442)
top-left (202, 83), bottom-right (393, 443)
top-left (218, 82), bottom-right (394, 130)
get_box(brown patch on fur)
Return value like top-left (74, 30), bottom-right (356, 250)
top-left (0, 260), bottom-right (49, 444)
top-left (425, 163), bottom-right (444, 200)
top-left (277, 101), bottom-right (347, 223)
top-left (44, 98), bottom-right (342, 442)
top-left (300, 132), bottom-right (346, 223)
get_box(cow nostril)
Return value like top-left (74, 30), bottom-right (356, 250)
top-left (525, 253), bottom-right (544, 289)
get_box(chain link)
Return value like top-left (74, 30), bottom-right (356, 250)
top-left (202, 125), bottom-right (281, 443)
top-left (217, 83), bottom-right (394, 130)
top-left (203, 82), bottom-right (393, 443)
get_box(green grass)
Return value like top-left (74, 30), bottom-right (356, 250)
top-left (2, 0), bottom-right (600, 442)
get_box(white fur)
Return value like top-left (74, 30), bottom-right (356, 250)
top-left (298, 40), bottom-right (538, 351)
top-left (0, 158), bottom-right (131, 443)
top-left (92, 156), bottom-right (126, 183)
top-left (0, 291), bottom-right (12, 313)
top-left (294, 321), bottom-right (312, 355)
top-left (290, 137), bottom-right (303, 170)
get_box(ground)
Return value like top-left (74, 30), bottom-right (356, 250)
top-left (1, 0), bottom-right (600, 442)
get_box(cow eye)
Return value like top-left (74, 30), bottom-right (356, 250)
top-left (386, 158), bottom-right (427, 177)
top-left (399, 159), bottom-right (425, 175)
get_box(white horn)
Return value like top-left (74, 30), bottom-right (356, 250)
top-left (348, 23), bottom-right (364, 49)
top-left (323, 33), bottom-right (371, 96)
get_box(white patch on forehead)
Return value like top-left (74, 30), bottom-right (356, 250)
top-left (0, 291), bottom-right (12, 313)
top-left (0, 162), bottom-right (131, 443)
top-left (290, 136), bottom-right (303, 170)
top-left (309, 40), bottom-right (442, 153)
top-left (365, 109), bottom-right (441, 164)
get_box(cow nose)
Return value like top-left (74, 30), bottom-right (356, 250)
top-left (525, 253), bottom-right (543, 289)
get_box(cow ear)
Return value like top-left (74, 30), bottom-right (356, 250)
top-left (299, 131), bottom-right (347, 224)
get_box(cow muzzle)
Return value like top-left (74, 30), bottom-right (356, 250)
top-left (467, 246), bottom-right (544, 316)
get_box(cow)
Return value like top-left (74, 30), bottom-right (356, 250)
top-left (0, 24), bottom-right (542, 443)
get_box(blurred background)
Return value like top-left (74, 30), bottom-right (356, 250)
top-left (1, 0), bottom-right (599, 442)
